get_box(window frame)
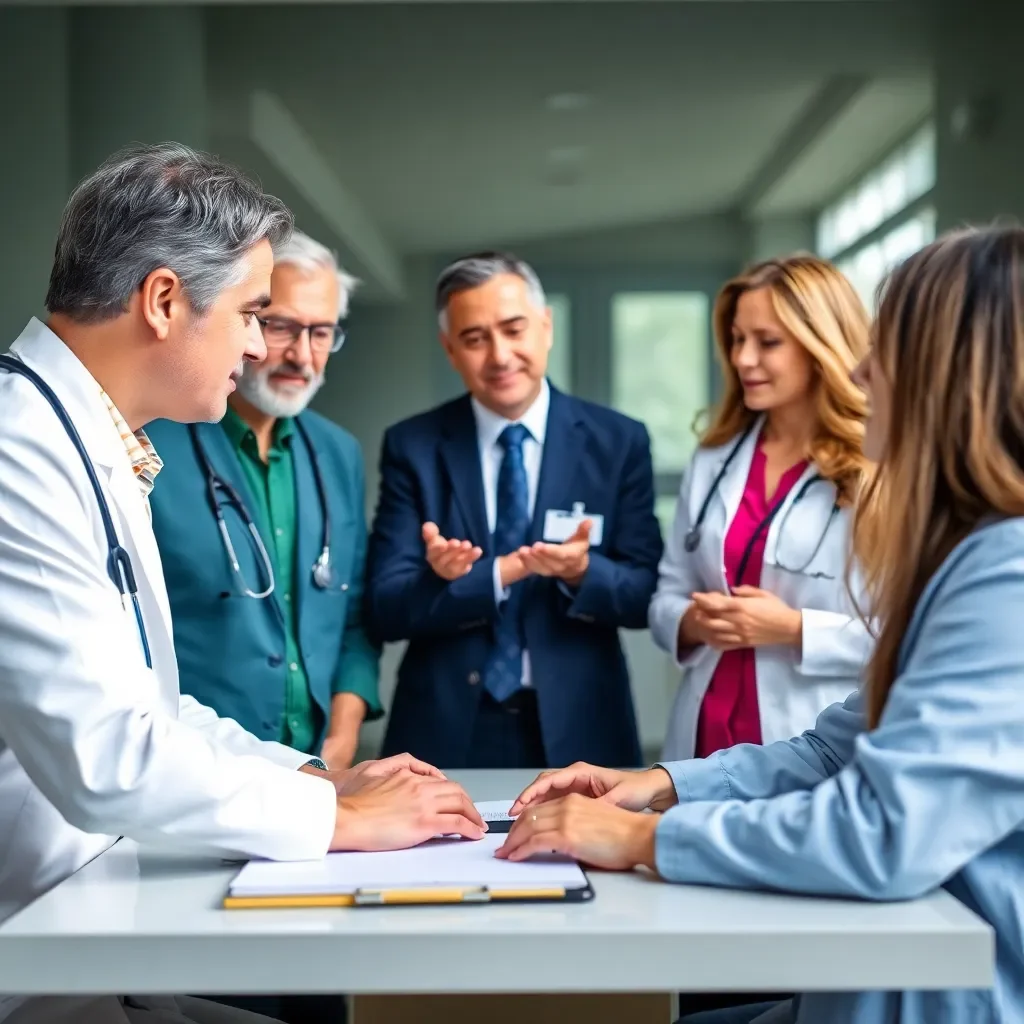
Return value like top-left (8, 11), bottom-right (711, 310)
top-left (536, 266), bottom-right (728, 511)
top-left (816, 120), bottom-right (936, 262)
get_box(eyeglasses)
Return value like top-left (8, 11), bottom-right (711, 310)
top-left (255, 316), bottom-right (346, 354)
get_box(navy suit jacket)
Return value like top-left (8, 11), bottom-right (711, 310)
top-left (365, 385), bottom-right (663, 769)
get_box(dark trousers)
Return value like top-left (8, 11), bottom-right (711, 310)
top-left (206, 994), bottom-right (346, 1023)
top-left (466, 688), bottom-right (546, 769)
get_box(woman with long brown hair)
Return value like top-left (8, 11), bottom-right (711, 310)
top-left (503, 225), bottom-right (1024, 1023)
top-left (649, 254), bottom-right (873, 760)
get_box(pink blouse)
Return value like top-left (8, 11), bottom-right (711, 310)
top-left (695, 442), bottom-right (807, 759)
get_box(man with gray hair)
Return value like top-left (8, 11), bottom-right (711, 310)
top-left (147, 229), bottom-right (381, 778)
top-left (145, 230), bottom-right (379, 1024)
top-left (0, 144), bottom-right (482, 1024)
top-left (366, 251), bottom-right (663, 770)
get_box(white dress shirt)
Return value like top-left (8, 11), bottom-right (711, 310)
top-left (471, 379), bottom-right (551, 688)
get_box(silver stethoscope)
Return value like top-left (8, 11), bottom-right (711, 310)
top-left (684, 418), bottom-right (840, 583)
top-left (0, 354), bottom-right (153, 667)
top-left (187, 420), bottom-right (338, 598)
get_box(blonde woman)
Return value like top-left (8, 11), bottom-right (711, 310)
top-left (503, 224), bottom-right (1024, 1024)
top-left (649, 255), bottom-right (872, 760)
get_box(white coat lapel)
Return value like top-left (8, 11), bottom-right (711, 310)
top-left (103, 460), bottom-right (175, 656)
top-left (9, 319), bottom-right (176, 675)
top-left (716, 415), bottom-right (764, 534)
top-left (764, 465), bottom-right (836, 574)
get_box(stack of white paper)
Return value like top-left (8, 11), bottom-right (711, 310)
top-left (228, 834), bottom-right (587, 899)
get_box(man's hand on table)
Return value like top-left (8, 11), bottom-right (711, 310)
top-left (331, 771), bottom-right (486, 851)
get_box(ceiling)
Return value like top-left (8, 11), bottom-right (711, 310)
top-left (756, 76), bottom-right (935, 215)
top-left (201, 2), bottom-right (934, 287)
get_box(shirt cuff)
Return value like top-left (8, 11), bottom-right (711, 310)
top-left (492, 557), bottom-right (509, 604)
top-left (655, 754), bottom-right (734, 803)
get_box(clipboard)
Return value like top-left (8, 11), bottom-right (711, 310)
top-left (222, 835), bottom-right (594, 909)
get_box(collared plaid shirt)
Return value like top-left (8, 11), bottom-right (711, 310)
top-left (99, 390), bottom-right (164, 513)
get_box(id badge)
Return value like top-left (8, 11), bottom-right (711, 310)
top-left (542, 502), bottom-right (604, 546)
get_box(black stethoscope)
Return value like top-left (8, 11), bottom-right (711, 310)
top-left (684, 418), bottom-right (839, 583)
top-left (0, 354), bottom-right (153, 668)
top-left (187, 419), bottom-right (337, 598)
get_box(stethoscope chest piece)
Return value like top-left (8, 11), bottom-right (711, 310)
top-left (312, 549), bottom-right (334, 590)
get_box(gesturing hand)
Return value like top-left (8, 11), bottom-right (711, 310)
top-left (689, 587), bottom-right (802, 650)
top-left (422, 522), bottom-right (482, 580)
top-left (517, 519), bottom-right (592, 587)
top-left (331, 773), bottom-right (486, 852)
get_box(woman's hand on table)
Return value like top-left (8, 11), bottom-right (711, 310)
top-left (496, 793), bottom-right (660, 871)
top-left (509, 762), bottom-right (678, 816)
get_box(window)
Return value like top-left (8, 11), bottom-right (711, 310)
top-left (611, 292), bottom-right (710, 475)
top-left (818, 122), bottom-right (936, 310)
top-left (817, 123), bottom-right (935, 259)
top-left (837, 206), bottom-right (936, 309)
top-left (546, 293), bottom-right (572, 393)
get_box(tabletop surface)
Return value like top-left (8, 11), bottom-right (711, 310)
top-left (0, 768), bottom-right (994, 996)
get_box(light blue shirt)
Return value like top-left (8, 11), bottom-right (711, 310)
top-left (655, 517), bottom-right (1024, 1023)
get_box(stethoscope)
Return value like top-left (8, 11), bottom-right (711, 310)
top-left (187, 419), bottom-right (337, 599)
top-left (0, 354), bottom-right (153, 668)
top-left (684, 418), bottom-right (839, 583)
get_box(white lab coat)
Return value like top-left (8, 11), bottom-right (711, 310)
top-left (0, 320), bottom-right (337, 933)
top-left (648, 419), bottom-right (872, 761)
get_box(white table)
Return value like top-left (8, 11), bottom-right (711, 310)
top-left (0, 769), bottom-right (994, 999)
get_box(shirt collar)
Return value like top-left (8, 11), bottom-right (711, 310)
top-left (220, 404), bottom-right (295, 454)
top-left (99, 390), bottom-right (163, 498)
top-left (471, 378), bottom-right (550, 451)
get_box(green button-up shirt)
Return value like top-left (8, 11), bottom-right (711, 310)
top-left (220, 407), bottom-right (319, 753)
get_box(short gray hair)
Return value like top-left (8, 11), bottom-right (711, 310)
top-left (272, 229), bottom-right (359, 318)
top-left (435, 251), bottom-right (546, 331)
top-left (46, 142), bottom-right (293, 323)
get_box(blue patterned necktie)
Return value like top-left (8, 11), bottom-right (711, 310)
top-left (483, 423), bottom-right (531, 702)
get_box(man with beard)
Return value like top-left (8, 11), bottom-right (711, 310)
top-left (145, 232), bottom-right (377, 1024)
top-left (147, 230), bottom-right (379, 772)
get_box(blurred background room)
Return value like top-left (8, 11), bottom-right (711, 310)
top-left (1, 0), bottom-right (1017, 761)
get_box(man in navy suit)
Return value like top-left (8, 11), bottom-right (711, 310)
top-left (365, 252), bottom-right (663, 769)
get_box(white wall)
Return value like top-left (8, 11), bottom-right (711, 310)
top-left (748, 215), bottom-right (816, 264)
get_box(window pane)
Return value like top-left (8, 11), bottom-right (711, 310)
top-left (879, 161), bottom-right (907, 219)
top-left (903, 123), bottom-right (936, 200)
top-left (612, 292), bottom-right (709, 474)
top-left (855, 177), bottom-right (886, 240)
top-left (546, 294), bottom-right (571, 394)
top-left (835, 198), bottom-right (862, 254)
top-left (839, 207), bottom-right (937, 311)
top-left (817, 121), bottom-right (935, 259)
